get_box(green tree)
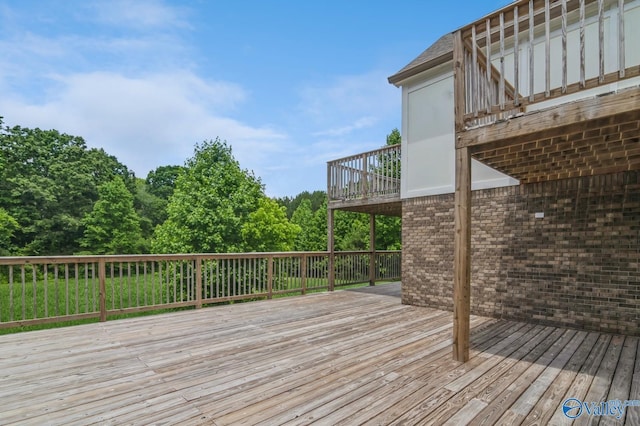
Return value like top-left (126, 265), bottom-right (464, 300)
top-left (145, 165), bottom-right (184, 200)
top-left (376, 216), bottom-right (401, 250)
top-left (276, 190), bottom-right (327, 219)
top-left (308, 200), bottom-right (329, 251)
top-left (80, 177), bottom-right (143, 254)
top-left (152, 139), bottom-right (263, 254)
top-left (386, 128), bottom-right (401, 146)
top-left (0, 122), bottom-right (135, 255)
top-left (241, 197), bottom-right (300, 252)
top-left (334, 211), bottom-right (369, 251)
top-left (0, 207), bottom-right (18, 255)
top-left (290, 199), bottom-right (314, 250)
top-left (133, 178), bottom-right (167, 248)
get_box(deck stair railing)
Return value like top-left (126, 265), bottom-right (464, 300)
top-left (0, 250), bottom-right (401, 329)
top-left (457, 0), bottom-right (639, 129)
top-left (327, 145), bottom-right (401, 203)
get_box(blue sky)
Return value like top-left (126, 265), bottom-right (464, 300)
top-left (0, 0), bottom-right (510, 197)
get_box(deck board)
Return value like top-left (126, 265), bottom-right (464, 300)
top-left (0, 282), bottom-right (638, 425)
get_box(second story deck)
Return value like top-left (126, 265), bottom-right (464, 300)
top-left (454, 0), bottom-right (640, 182)
top-left (327, 144), bottom-right (401, 216)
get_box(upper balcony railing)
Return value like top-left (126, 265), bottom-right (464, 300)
top-left (455, 0), bottom-right (640, 130)
top-left (327, 144), bottom-right (401, 205)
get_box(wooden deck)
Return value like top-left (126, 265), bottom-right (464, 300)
top-left (0, 282), bottom-right (638, 425)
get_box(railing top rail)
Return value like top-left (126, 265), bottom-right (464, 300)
top-left (327, 144), bottom-right (400, 166)
top-left (0, 250), bottom-right (404, 266)
top-left (0, 251), bottom-right (341, 265)
top-left (457, 0), bottom-right (597, 35)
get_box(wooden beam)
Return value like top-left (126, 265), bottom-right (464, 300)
top-left (458, 86), bottom-right (640, 149)
top-left (453, 147), bottom-right (471, 363)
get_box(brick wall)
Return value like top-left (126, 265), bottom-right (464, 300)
top-left (402, 171), bottom-right (640, 335)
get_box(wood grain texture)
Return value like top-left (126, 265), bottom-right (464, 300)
top-left (453, 147), bottom-right (471, 362)
top-left (0, 282), bottom-right (637, 425)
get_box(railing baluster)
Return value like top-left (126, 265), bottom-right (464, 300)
top-left (119, 262), bottom-right (123, 309)
top-left (98, 259), bottom-right (106, 322)
top-left (472, 25), bottom-right (478, 117)
top-left (158, 261), bottom-right (163, 306)
top-left (499, 13), bottom-right (506, 110)
top-left (618, 0), bottom-right (625, 78)
top-left (136, 262), bottom-right (140, 306)
top-left (74, 263), bottom-right (79, 314)
top-left (32, 265), bottom-right (38, 318)
top-left (151, 261), bottom-right (156, 306)
top-left (512, 6), bottom-right (520, 107)
top-left (9, 266), bottom-right (14, 322)
top-left (42, 264), bottom-right (47, 318)
top-left (598, 0), bottom-right (605, 83)
top-left (92, 262), bottom-right (97, 313)
top-left (561, 0), bottom-right (568, 93)
top-left (529, 0), bottom-right (535, 102)
top-left (54, 264), bottom-right (59, 317)
top-left (545, 0), bottom-right (551, 97)
top-left (144, 261), bottom-right (148, 305)
top-left (486, 18), bottom-right (492, 114)
top-left (65, 264), bottom-right (70, 316)
top-left (110, 262), bottom-right (114, 310)
top-left (195, 257), bottom-right (202, 309)
top-left (84, 263), bottom-right (89, 314)
top-left (580, 0), bottom-right (586, 88)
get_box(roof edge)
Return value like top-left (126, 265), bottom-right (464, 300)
top-left (388, 51), bottom-right (453, 86)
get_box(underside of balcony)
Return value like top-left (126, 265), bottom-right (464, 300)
top-left (329, 198), bottom-right (402, 216)
top-left (458, 84), bottom-right (640, 181)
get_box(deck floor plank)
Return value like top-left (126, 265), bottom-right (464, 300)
top-left (600, 336), bottom-right (639, 426)
top-left (421, 324), bottom-right (555, 425)
top-left (627, 340), bottom-right (640, 426)
top-left (0, 283), bottom-right (637, 425)
top-left (521, 331), bottom-right (601, 426)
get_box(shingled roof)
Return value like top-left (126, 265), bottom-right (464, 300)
top-left (388, 33), bottom-right (454, 86)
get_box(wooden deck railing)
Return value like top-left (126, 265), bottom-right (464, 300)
top-left (456, 0), bottom-right (639, 130)
top-left (327, 145), bottom-right (400, 203)
top-left (0, 251), bottom-right (401, 329)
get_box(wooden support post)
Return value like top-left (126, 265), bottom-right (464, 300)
top-left (369, 213), bottom-right (376, 286)
top-left (98, 259), bottom-right (107, 322)
top-left (328, 207), bottom-right (335, 292)
top-left (453, 147), bottom-right (471, 363)
top-left (195, 257), bottom-right (202, 309)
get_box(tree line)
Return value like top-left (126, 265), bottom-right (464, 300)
top-left (0, 118), bottom-right (400, 256)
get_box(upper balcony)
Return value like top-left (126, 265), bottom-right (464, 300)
top-left (327, 144), bottom-right (401, 216)
top-left (454, 0), bottom-right (640, 183)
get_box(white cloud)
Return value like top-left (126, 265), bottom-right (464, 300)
top-left (312, 116), bottom-right (377, 137)
top-left (0, 71), bottom-right (286, 178)
top-left (298, 70), bottom-right (399, 128)
top-left (87, 0), bottom-right (190, 30)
